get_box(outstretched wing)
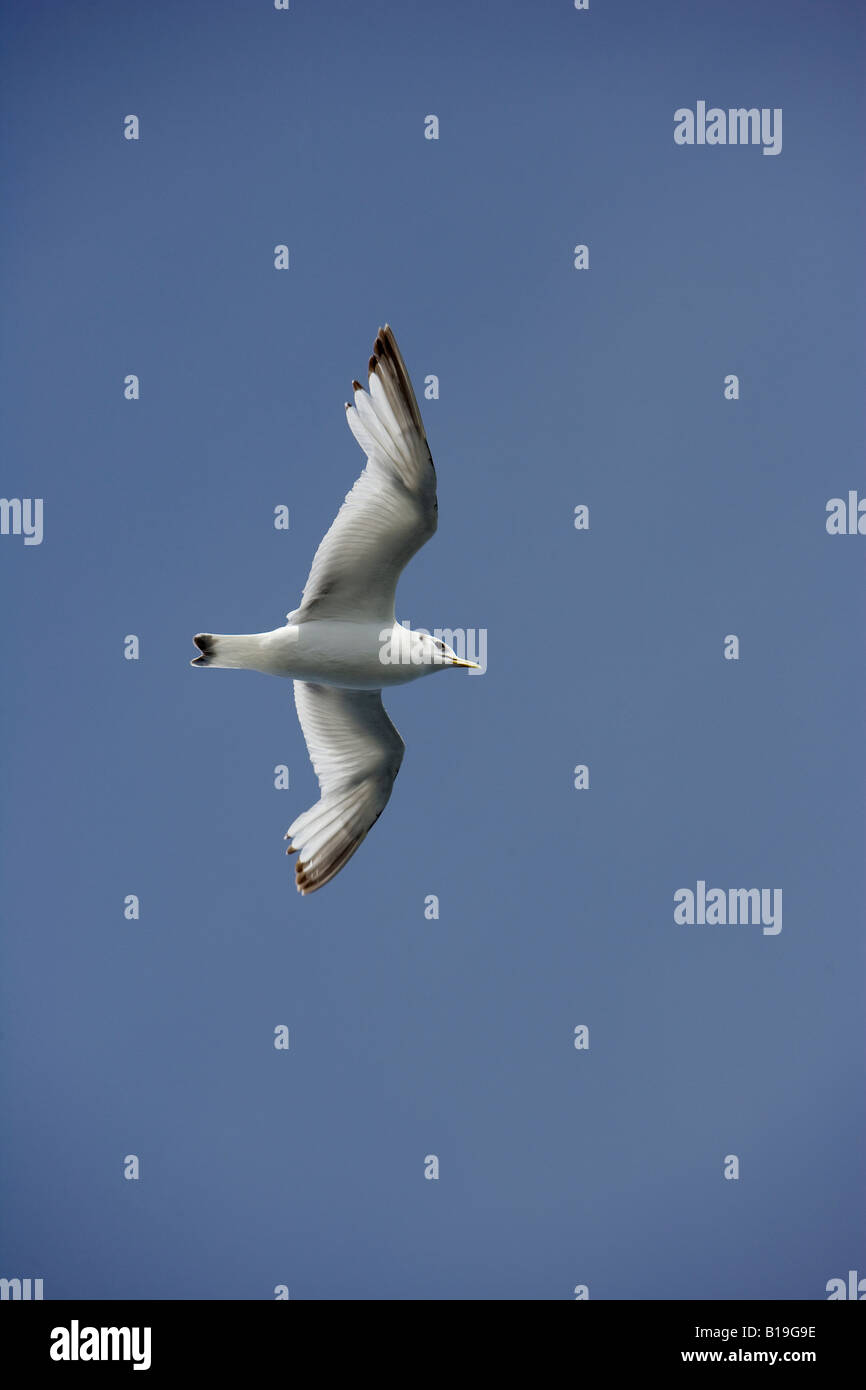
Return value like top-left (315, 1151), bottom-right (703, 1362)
top-left (289, 325), bottom-right (438, 626)
top-left (285, 681), bottom-right (405, 894)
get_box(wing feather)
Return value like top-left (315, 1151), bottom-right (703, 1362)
top-left (289, 325), bottom-right (437, 626)
top-left (285, 682), bottom-right (405, 893)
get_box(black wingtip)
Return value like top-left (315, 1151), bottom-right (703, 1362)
top-left (192, 633), bottom-right (215, 666)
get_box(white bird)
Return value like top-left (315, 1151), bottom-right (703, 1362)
top-left (192, 325), bottom-right (478, 894)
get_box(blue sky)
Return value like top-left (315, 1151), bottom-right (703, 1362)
top-left (1, 0), bottom-right (864, 1299)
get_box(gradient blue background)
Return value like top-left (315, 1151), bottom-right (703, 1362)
top-left (2, 0), bottom-right (864, 1300)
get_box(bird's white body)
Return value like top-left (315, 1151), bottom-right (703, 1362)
top-left (192, 325), bottom-right (477, 893)
top-left (202, 621), bottom-right (437, 690)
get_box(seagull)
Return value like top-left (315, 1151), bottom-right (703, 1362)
top-left (191, 325), bottom-right (479, 894)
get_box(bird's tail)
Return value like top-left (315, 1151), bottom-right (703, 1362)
top-left (191, 633), bottom-right (267, 669)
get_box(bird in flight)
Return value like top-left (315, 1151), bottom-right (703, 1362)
top-left (192, 325), bottom-right (478, 894)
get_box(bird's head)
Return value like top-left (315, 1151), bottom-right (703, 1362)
top-left (382, 625), bottom-right (480, 674)
top-left (416, 630), bottom-right (480, 671)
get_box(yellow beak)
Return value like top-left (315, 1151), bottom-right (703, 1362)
top-left (451, 658), bottom-right (481, 669)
